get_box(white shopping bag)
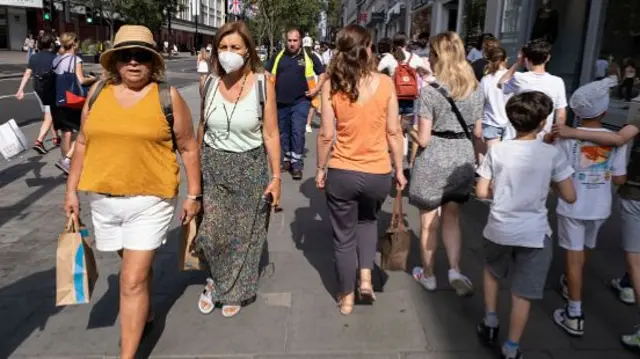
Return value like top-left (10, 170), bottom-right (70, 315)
top-left (0, 119), bottom-right (28, 160)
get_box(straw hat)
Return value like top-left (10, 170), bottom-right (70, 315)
top-left (99, 25), bottom-right (164, 69)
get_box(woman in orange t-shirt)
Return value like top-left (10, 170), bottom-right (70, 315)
top-left (316, 24), bottom-right (407, 315)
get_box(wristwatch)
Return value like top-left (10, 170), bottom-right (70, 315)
top-left (186, 194), bottom-right (203, 201)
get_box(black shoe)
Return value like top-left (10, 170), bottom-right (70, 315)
top-left (291, 169), bottom-right (302, 180)
top-left (32, 141), bottom-right (47, 154)
top-left (477, 321), bottom-right (499, 346)
top-left (501, 349), bottom-right (523, 359)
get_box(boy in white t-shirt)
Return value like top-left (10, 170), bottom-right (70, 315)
top-left (499, 39), bottom-right (567, 139)
top-left (552, 76), bottom-right (627, 337)
top-left (476, 91), bottom-right (576, 359)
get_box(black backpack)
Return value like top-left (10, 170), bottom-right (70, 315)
top-left (32, 54), bottom-right (56, 104)
top-left (88, 80), bottom-right (176, 150)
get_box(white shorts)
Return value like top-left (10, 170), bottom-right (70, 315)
top-left (557, 215), bottom-right (606, 251)
top-left (34, 92), bottom-right (50, 113)
top-left (89, 194), bottom-right (177, 252)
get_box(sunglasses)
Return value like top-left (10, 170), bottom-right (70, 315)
top-left (116, 50), bottom-right (153, 63)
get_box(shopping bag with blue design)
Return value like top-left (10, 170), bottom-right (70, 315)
top-left (56, 214), bottom-right (99, 306)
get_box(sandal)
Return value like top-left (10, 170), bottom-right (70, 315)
top-left (358, 270), bottom-right (376, 303)
top-left (221, 304), bottom-right (241, 318)
top-left (337, 292), bottom-right (355, 316)
top-left (197, 278), bottom-right (215, 315)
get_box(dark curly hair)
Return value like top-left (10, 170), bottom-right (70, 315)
top-left (327, 24), bottom-right (374, 103)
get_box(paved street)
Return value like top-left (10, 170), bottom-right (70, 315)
top-left (0, 81), bottom-right (639, 359)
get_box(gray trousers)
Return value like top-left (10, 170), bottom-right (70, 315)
top-left (325, 168), bottom-right (391, 293)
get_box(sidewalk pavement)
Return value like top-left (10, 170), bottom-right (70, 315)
top-left (0, 83), bottom-right (638, 359)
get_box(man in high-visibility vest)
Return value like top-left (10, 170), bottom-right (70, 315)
top-left (265, 28), bottom-right (327, 180)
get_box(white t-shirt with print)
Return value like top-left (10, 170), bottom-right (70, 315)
top-left (481, 69), bottom-right (512, 129)
top-left (503, 71), bottom-right (567, 134)
top-left (477, 140), bottom-right (574, 248)
top-left (377, 49), bottom-right (428, 76)
top-left (555, 127), bottom-right (628, 220)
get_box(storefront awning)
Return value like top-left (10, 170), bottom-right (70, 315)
top-left (412, 0), bottom-right (434, 11)
top-left (386, 1), bottom-right (404, 22)
top-left (368, 11), bottom-right (385, 26)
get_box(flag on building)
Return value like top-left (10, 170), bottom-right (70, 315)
top-left (229, 0), bottom-right (242, 15)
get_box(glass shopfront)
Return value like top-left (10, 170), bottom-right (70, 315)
top-left (459, 0), bottom-right (487, 46)
top-left (594, 0), bottom-right (640, 128)
top-left (0, 6), bottom-right (7, 49)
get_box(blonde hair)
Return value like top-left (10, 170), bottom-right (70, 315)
top-left (430, 32), bottom-right (478, 99)
top-left (60, 32), bottom-right (77, 51)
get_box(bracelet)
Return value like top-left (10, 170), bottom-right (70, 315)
top-left (271, 176), bottom-right (282, 181)
top-left (186, 194), bottom-right (203, 201)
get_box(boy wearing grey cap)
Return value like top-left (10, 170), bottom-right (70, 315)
top-left (552, 76), bottom-right (628, 337)
top-left (553, 75), bottom-right (640, 350)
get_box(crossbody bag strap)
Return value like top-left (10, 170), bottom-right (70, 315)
top-left (428, 82), bottom-right (471, 140)
top-left (201, 75), bottom-right (221, 133)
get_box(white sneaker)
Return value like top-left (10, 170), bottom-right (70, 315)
top-left (611, 278), bottom-right (636, 305)
top-left (306, 124), bottom-right (312, 133)
top-left (448, 269), bottom-right (473, 296)
top-left (412, 267), bottom-right (437, 291)
top-left (622, 326), bottom-right (640, 349)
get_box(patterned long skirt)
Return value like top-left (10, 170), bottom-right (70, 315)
top-left (195, 145), bottom-right (270, 304)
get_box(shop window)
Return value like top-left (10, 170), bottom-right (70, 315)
top-left (599, 1), bottom-right (640, 101)
top-left (461, 0), bottom-right (487, 46)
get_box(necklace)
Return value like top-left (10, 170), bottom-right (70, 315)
top-left (215, 74), bottom-right (248, 138)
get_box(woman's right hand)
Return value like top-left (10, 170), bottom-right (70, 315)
top-left (15, 90), bottom-right (24, 101)
top-left (395, 171), bottom-right (407, 191)
top-left (64, 191), bottom-right (80, 218)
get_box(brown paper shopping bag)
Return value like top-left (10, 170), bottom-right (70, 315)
top-left (178, 219), bottom-right (203, 271)
top-left (379, 192), bottom-right (411, 272)
top-left (56, 215), bottom-right (99, 306)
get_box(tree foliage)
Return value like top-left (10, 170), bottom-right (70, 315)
top-left (246, 0), bottom-right (323, 49)
top-left (86, 0), bottom-right (185, 40)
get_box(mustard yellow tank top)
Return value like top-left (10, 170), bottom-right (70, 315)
top-left (78, 83), bottom-right (180, 198)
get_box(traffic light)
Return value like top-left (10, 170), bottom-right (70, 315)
top-left (85, 7), bottom-right (93, 23)
top-left (43, 0), bottom-right (53, 21)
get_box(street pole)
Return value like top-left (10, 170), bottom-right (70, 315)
top-left (195, 14), bottom-right (199, 50)
top-left (168, 10), bottom-right (172, 59)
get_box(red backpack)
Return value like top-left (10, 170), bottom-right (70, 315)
top-left (393, 54), bottom-right (419, 100)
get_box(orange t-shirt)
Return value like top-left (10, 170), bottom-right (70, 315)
top-left (328, 76), bottom-right (393, 174)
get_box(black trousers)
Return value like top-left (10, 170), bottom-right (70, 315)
top-left (325, 168), bottom-right (391, 293)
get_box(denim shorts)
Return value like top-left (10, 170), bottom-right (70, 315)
top-left (398, 99), bottom-right (415, 116)
top-left (482, 124), bottom-right (505, 140)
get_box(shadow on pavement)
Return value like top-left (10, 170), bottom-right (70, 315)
top-left (292, 178), bottom-right (338, 298)
top-left (0, 268), bottom-right (62, 359)
top-left (0, 156), bottom-right (65, 227)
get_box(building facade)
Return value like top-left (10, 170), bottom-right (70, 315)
top-left (0, 0), bottom-right (223, 52)
top-left (0, 0), bottom-right (41, 50)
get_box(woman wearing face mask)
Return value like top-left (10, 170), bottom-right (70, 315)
top-left (196, 21), bottom-right (281, 318)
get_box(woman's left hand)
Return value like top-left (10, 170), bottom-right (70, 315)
top-left (181, 198), bottom-right (202, 225)
top-left (263, 178), bottom-right (281, 208)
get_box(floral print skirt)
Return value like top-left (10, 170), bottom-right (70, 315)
top-left (195, 145), bottom-right (270, 305)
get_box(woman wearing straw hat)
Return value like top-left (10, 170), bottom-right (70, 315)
top-left (63, 25), bottom-right (201, 358)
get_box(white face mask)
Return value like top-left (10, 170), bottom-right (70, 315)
top-left (218, 51), bottom-right (245, 73)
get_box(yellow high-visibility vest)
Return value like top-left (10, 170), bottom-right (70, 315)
top-left (270, 49), bottom-right (319, 108)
